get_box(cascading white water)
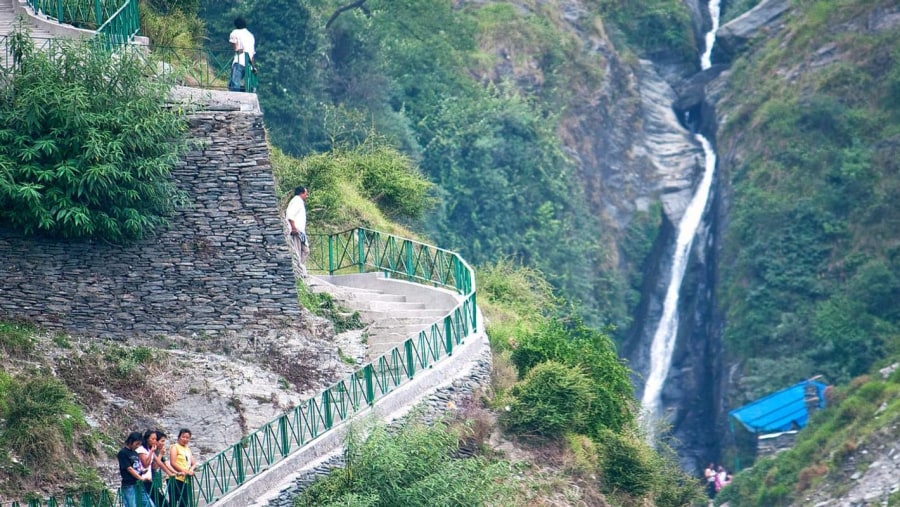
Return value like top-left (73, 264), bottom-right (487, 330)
top-left (641, 0), bottom-right (721, 433)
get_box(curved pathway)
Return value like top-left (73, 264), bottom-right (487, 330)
top-left (216, 272), bottom-right (489, 506)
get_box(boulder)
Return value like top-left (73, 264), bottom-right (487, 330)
top-left (713, 0), bottom-right (790, 63)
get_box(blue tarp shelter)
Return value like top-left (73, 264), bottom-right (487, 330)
top-left (728, 380), bottom-right (828, 434)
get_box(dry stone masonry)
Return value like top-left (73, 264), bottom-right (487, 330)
top-left (0, 91), bottom-right (300, 338)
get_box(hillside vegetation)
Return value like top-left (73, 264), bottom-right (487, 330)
top-left (717, 0), bottom-right (900, 401)
top-left (708, 0), bottom-right (900, 494)
top-left (716, 364), bottom-right (900, 506)
top-left (199, 0), bottom-right (698, 336)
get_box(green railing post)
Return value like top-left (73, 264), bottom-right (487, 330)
top-left (405, 240), bottom-right (414, 279)
top-left (278, 415), bottom-right (290, 457)
top-left (95, 0), bottom-right (102, 28)
top-left (471, 292), bottom-right (478, 331)
top-left (364, 364), bottom-right (375, 405)
top-left (56, 0), bottom-right (63, 21)
top-left (357, 229), bottom-right (366, 273)
top-left (234, 442), bottom-right (246, 484)
top-left (444, 315), bottom-right (453, 356)
top-left (323, 390), bottom-right (333, 429)
top-left (328, 234), bottom-right (335, 275)
top-left (405, 339), bottom-right (415, 378)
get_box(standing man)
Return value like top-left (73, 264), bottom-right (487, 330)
top-left (285, 186), bottom-right (309, 277)
top-left (228, 17), bottom-right (255, 92)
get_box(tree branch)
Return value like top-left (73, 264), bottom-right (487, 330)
top-left (325, 0), bottom-right (370, 29)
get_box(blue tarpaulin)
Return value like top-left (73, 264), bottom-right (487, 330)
top-left (729, 380), bottom-right (828, 434)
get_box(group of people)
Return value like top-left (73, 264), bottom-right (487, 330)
top-left (703, 462), bottom-right (732, 501)
top-left (117, 429), bottom-right (197, 507)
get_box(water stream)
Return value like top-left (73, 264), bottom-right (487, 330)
top-left (640, 0), bottom-right (721, 433)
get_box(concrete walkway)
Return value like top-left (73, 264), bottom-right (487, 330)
top-left (310, 273), bottom-right (460, 361)
top-left (215, 272), bottom-right (488, 507)
top-left (0, 1), bottom-right (52, 39)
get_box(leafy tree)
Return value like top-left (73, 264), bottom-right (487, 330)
top-left (249, 0), bottom-right (332, 155)
top-left (0, 31), bottom-right (188, 243)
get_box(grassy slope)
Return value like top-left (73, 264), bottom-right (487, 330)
top-left (717, 367), bottom-right (900, 506)
top-left (717, 0), bottom-right (900, 399)
top-left (713, 0), bottom-right (900, 501)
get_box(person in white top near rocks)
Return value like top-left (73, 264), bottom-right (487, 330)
top-left (285, 186), bottom-right (309, 278)
top-left (228, 17), bottom-right (255, 92)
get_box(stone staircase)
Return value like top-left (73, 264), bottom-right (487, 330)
top-left (217, 271), bottom-right (489, 507)
top-left (308, 272), bottom-right (460, 361)
top-left (0, 1), bottom-right (56, 40)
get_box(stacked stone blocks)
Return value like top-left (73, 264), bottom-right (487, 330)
top-left (0, 101), bottom-right (300, 338)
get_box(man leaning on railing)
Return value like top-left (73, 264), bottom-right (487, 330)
top-left (228, 17), bottom-right (255, 92)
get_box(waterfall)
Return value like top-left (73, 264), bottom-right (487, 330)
top-left (641, 0), bottom-right (721, 433)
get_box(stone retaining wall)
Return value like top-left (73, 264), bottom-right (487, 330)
top-left (0, 96), bottom-right (300, 338)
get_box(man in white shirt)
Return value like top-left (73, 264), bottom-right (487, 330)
top-left (285, 186), bottom-right (309, 277)
top-left (228, 17), bottom-right (256, 92)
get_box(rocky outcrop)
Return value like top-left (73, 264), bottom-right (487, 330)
top-left (712, 0), bottom-right (791, 63)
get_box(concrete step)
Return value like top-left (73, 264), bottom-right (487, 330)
top-left (366, 324), bottom-right (432, 336)
top-left (357, 308), bottom-right (448, 321)
top-left (360, 300), bottom-right (425, 312)
top-left (365, 316), bottom-right (439, 327)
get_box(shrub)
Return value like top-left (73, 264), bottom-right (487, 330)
top-left (0, 321), bottom-right (35, 357)
top-left (597, 428), bottom-right (658, 497)
top-left (509, 316), bottom-right (635, 433)
top-left (499, 361), bottom-right (596, 437)
top-left (0, 375), bottom-right (85, 467)
top-left (563, 433), bottom-right (599, 475)
top-left (295, 421), bottom-right (517, 506)
top-left (0, 28), bottom-right (188, 243)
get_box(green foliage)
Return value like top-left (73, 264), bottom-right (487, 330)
top-left (294, 421), bottom-right (518, 506)
top-left (0, 374), bottom-right (86, 466)
top-left (296, 281), bottom-right (363, 333)
top-left (0, 321), bottom-right (35, 357)
top-left (509, 316), bottom-right (635, 433)
top-left (478, 259), bottom-right (558, 351)
top-left (500, 361), bottom-right (597, 437)
top-left (597, 0), bottom-right (696, 64)
top-left (250, 0), bottom-right (331, 155)
top-left (422, 84), bottom-right (602, 320)
top-left (140, 0), bottom-right (206, 47)
top-left (271, 137), bottom-right (434, 231)
top-left (201, 0), bottom-right (617, 329)
top-left (719, 0), bottom-right (900, 400)
top-left (596, 428), bottom-right (658, 497)
top-left (0, 31), bottom-right (188, 243)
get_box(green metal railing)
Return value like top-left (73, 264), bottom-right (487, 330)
top-left (148, 45), bottom-right (258, 92)
top-left (0, 35), bottom-right (257, 92)
top-left (11, 0), bottom-right (258, 92)
top-left (95, 0), bottom-right (139, 48)
top-left (0, 229), bottom-right (477, 506)
top-left (26, 0), bottom-right (139, 43)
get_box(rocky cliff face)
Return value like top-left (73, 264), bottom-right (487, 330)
top-left (463, 0), bottom-right (717, 469)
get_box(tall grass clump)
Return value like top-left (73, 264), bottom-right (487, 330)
top-left (0, 321), bottom-right (35, 357)
top-left (294, 420), bottom-right (518, 506)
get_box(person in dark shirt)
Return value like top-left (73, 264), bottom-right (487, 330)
top-left (118, 431), bottom-right (155, 507)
